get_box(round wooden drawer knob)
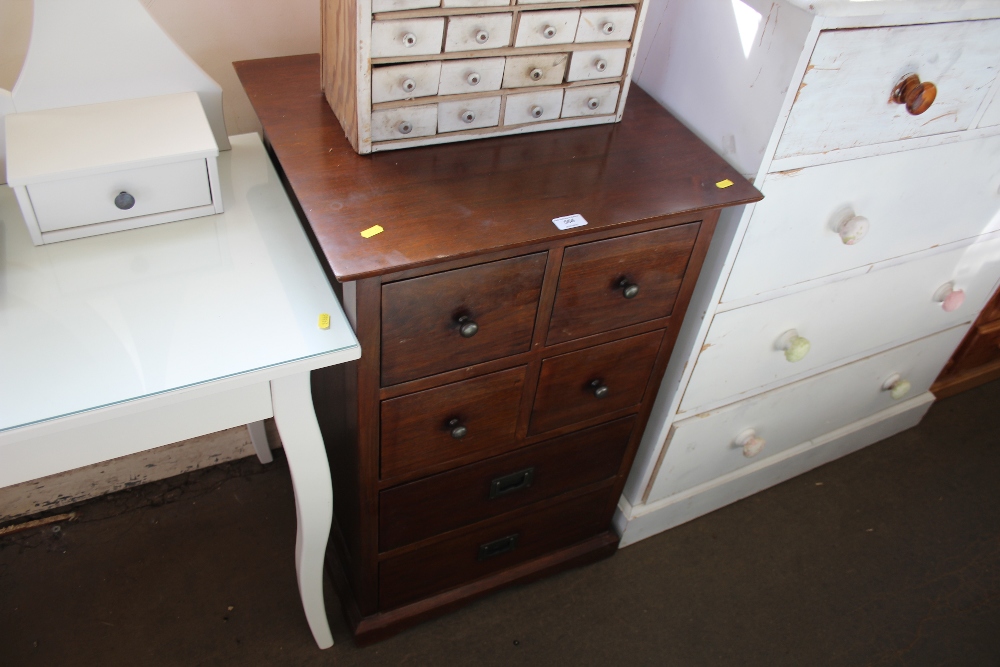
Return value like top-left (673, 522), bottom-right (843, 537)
top-left (618, 278), bottom-right (639, 299)
top-left (594, 59), bottom-right (608, 73)
top-left (529, 68), bottom-right (544, 81)
top-left (735, 429), bottom-right (765, 458)
top-left (397, 121), bottom-right (413, 135)
top-left (587, 98), bottom-right (600, 110)
top-left (467, 72), bottom-right (481, 86)
top-left (882, 373), bottom-right (912, 400)
top-left (447, 418), bottom-right (468, 439)
top-left (530, 105), bottom-right (544, 119)
top-left (476, 29), bottom-right (490, 44)
top-left (542, 25), bottom-right (557, 39)
top-left (837, 215), bottom-right (869, 245)
top-left (589, 379), bottom-right (609, 398)
top-left (601, 22), bottom-right (615, 35)
top-left (892, 73), bottom-right (937, 116)
top-left (456, 314), bottom-right (478, 337)
top-left (401, 78), bottom-right (416, 93)
top-left (461, 109), bottom-right (477, 124)
top-left (776, 329), bottom-right (810, 363)
top-left (934, 282), bottom-right (965, 312)
top-left (402, 32), bottom-right (417, 48)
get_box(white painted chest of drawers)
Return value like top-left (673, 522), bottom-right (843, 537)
top-left (614, 0), bottom-right (1000, 546)
top-left (320, 0), bottom-right (651, 153)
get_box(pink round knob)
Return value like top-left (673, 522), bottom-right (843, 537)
top-left (942, 288), bottom-right (965, 312)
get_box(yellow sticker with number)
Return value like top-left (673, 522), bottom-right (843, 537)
top-left (360, 225), bottom-right (384, 238)
top-left (715, 179), bottom-right (734, 189)
top-left (318, 313), bottom-right (331, 330)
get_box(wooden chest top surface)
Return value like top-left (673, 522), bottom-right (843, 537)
top-left (234, 54), bottom-right (760, 281)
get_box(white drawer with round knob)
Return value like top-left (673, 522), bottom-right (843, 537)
top-left (723, 135), bottom-right (1000, 304)
top-left (371, 104), bottom-right (438, 142)
top-left (5, 92), bottom-right (222, 246)
top-left (443, 0), bottom-right (509, 7)
top-left (504, 89), bottom-right (564, 125)
top-left (444, 13), bottom-right (513, 52)
top-left (567, 48), bottom-right (627, 81)
top-left (371, 18), bottom-right (446, 58)
top-left (651, 325), bottom-right (968, 498)
top-left (438, 58), bottom-right (506, 95)
top-left (373, 0), bottom-right (440, 11)
top-left (562, 83), bottom-right (620, 117)
top-left (575, 7), bottom-right (635, 42)
top-left (680, 232), bottom-right (1000, 413)
top-left (438, 96), bottom-right (502, 132)
top-left (372, 62), bottom-right (443, 104)
top-left (502, 53), bottom-right (569, 88)
top-left (514, 10), bottom-right (581, 47)
top-left (775, 19), bottom-right (1000, 160)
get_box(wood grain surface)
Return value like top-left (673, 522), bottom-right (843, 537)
top-left (234, 54), bottom-right (761, 281)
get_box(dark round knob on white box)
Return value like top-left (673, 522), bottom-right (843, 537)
top-left (114, 191), bottom-right (135, 210)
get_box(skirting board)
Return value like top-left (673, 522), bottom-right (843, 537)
top-left (0, 421), bottom-right (281, 523)
top-left (614, 392), bottom-right (935, 548)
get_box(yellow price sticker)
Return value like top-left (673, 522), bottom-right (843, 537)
top-left (360, 225), bottom-right (384, 238)
top-left (318, 313), bottom-right (331, 330)
top-left (715, 179), bottom-right (734, 189)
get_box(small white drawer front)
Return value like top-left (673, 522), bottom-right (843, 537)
top-left (443, 0), bottom-right (508, 6)
top-left (373, 0), bottom-right (440, 11)
top-left (775, 20), bottom-right (1000, 159)
top-left (371, 104), bottom-right (438, 142)
top-left (438, 96), bottom-right (502, 132)
top-left (981, 88), bottom-right (1000, 129)
top-left (562, 83), bottom-right (620, 117)
top-left (566, 48), bottom-right (626, 81)
top-left (504, 89), bottom-right (564, 125)
top-left (371, 18), bottom-right (446, 58)
top-left (502, 53), bottom-right (568, 88)
top-left (575, 7), bottom-right (635, 43)
top-left (651, 326), bottom-right (968, 499)
top-left (29, 159), bottom-right (213, 232)
top-left (439, 57), bottom-right (505, 95)
top-left (681, 233), bottom-right (1000, 413)
top-left (372, 62), bottom-right (443, 104)
top-left (445, 14), bottom-right (513, 52)
top-left (724, 135), bottom-right (1000, 304)
top-left (514, 10), bottom-right (580, 47)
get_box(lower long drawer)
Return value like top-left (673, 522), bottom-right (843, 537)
top-left (378, 487), bottom-right (611, 610)
top-left (379, 416), bottom-right (634, 552)
top-left (647, 325), bottom-right (968, 502)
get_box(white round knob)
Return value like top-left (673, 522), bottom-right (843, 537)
top-left (530, 105), bottom-right (544, 119)
top-left (601, 21), bottom-right (615, 35)
top-left (587, 97), bottom-right (600, 110)
top-left (542, 25), bottom-right (557, 39)
top-left (837, 215), bottom-right (870, 245)
top-left (595, 58), bottom-right (608, 72)
top-left (467, 72), bottom-right (481, 86)
top-left (881, 373), bottom-right (912, 400)
top-left (397, 121), bottom-right (413, 135)
top-left (475, 29), bottom-right (490, 44)
top-left (933, 282), bottom-right (966, 312)
top-left (735, 429), bottom-right (765, 458)
top-left (401, 78), bottom-right (416, 93)
top-left (402, 32), bottom-right (417, 47)
top-left (529, 68), bottom-right (544, 81)
top-left (461, 109), bottom-right (476, 124)
top-left (776, 329), bottom-right (810, 363)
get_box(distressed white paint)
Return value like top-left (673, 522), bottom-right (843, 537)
top-left (439, 95), bottom-right (502, 130)
top-left (503, 88), bottom-right (563, 124)
top-left (370, 17), bottom-right (446, 58)
top-left (576, 7), bottom-right (636, 42)
top-left (372, 61), bottom-right (443, 103)
top-left (438, 57), bottom-right (506, 95)
top-left (561, 82), bottom-right (620, 116)
top-left (371, 103), bottom-right (438, 140)
top-left (514, 9), bottom-right (581, 46)
top-left (444, 13), bottom-right (514, 52)
top-left (567, 47), bottom-right (627, 81)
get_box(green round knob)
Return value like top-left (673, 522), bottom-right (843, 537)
top-left (783, 336), bottom-right (810, 363)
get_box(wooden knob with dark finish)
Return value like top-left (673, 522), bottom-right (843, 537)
top-left (891, 73), bottom-right (937, 116)
top-left (456, 314), bottom-right (478, 337)
top-left (447, 418), bottom-right (467, 439)
top-left (589, 379), bottom-right (609, 398)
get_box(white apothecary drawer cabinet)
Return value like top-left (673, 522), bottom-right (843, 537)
top-left (616, 0), bottom-right (1000, 545)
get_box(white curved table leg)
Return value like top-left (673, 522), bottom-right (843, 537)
top-left (270, 372), bottom-right (335, 649)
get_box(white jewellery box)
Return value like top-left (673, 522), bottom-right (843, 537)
top-left (5, 92), bottom-right (222, 245)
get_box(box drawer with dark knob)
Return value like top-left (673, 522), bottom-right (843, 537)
top-left (380, 366), bottom-right (526, 481)
top-left (379, 416), bottom-right (635, 551)
top-left (529, 330), bottom-right (664, 435)
top-left (381, 253), bottom-right (546, 385)
top-left (547, 224), bottom-right (699, 344)
top-left (378, 487), bottom-right (610, 609)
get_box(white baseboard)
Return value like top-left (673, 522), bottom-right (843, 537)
top-left (615, 393), bottom-right (934, 547)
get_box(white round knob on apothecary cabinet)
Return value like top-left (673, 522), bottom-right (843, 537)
top-left (881, 373), bottom-right (912, 400)
top-left (933, 281), bottom-right (966, 313)
top-left (397, 120), bottom-right (413, 135)
top-left (776, 329), bottom-right (810, 363)
top-left (467, 72), bottom-right (481, 86)
top-left (734, 429), bottom-right (766, 458)
top-left (402, 32), bottom-right (417, 47)
top-left (837, 215), bottom-right (870, 245)
top-left (401, 78), bottom-right (416, 93)
top-left (461, 109), bottom-right (477, 124)
top-left (530, 105), bottom-right (544, 119)
top-left (601, 21), bottom-right (616, 35)
top-left (475, 29), bottom-right (490, 44)
top-left (587, 97), bottom-right (601, 110)
top-left (542, 25), bottom-right (557, 39)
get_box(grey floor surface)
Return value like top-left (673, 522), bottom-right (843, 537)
top-left (1, 380), bottom-right (999, 666)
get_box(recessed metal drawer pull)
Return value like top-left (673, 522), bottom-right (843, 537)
top-left (477, 534), bottom-right (519, 560)
top-left (489, 467), bottom-right (536, 499)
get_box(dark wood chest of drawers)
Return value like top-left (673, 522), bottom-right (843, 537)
top-left (236, 54), bottom-right (760, 644)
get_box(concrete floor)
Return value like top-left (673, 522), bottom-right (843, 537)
top-left (2, 380), bottom-right (999, 666)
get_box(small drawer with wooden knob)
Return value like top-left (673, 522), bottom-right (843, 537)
top-left (381, 252), bottom-right (546, 385)
top-left (438, 57), bottom-right (505, 95)
top-left (501, 53), bottom-right (568, 88)
top-left (380, 367), bottom-right (527, 482)
top-left (547, 223), bottom-right (700, 345)
top-left (379, 416), bottom-right (634, 551)
top-left (371, 62), bottom-right (442, 104)
top-left (514, 9), bottom-right (580, 47)
top-left (529, 330), bottom-right (664, 435)
top-left (575, 7), bottom-right (635, 43)
top-left (562, 83), bottom-right (620, 117)
top-left (650, 325), bottom-right (968, 500)
top-left (503, 89), bottom-right (564, 125)
top-left (371, 104), bottom-right (438, 142)
top-left (370, 17), bottom-right (446, 58)
top-left (566, 48), bottom-right (627, 82)
top-left (373, 0), bottom-right (440, 12)
top-left (444, 14), bottom-right (513, 52)
top-left (774, 19), bottom-right (1000, 160)
top-left (438, 96), bottom-right (502, 132)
